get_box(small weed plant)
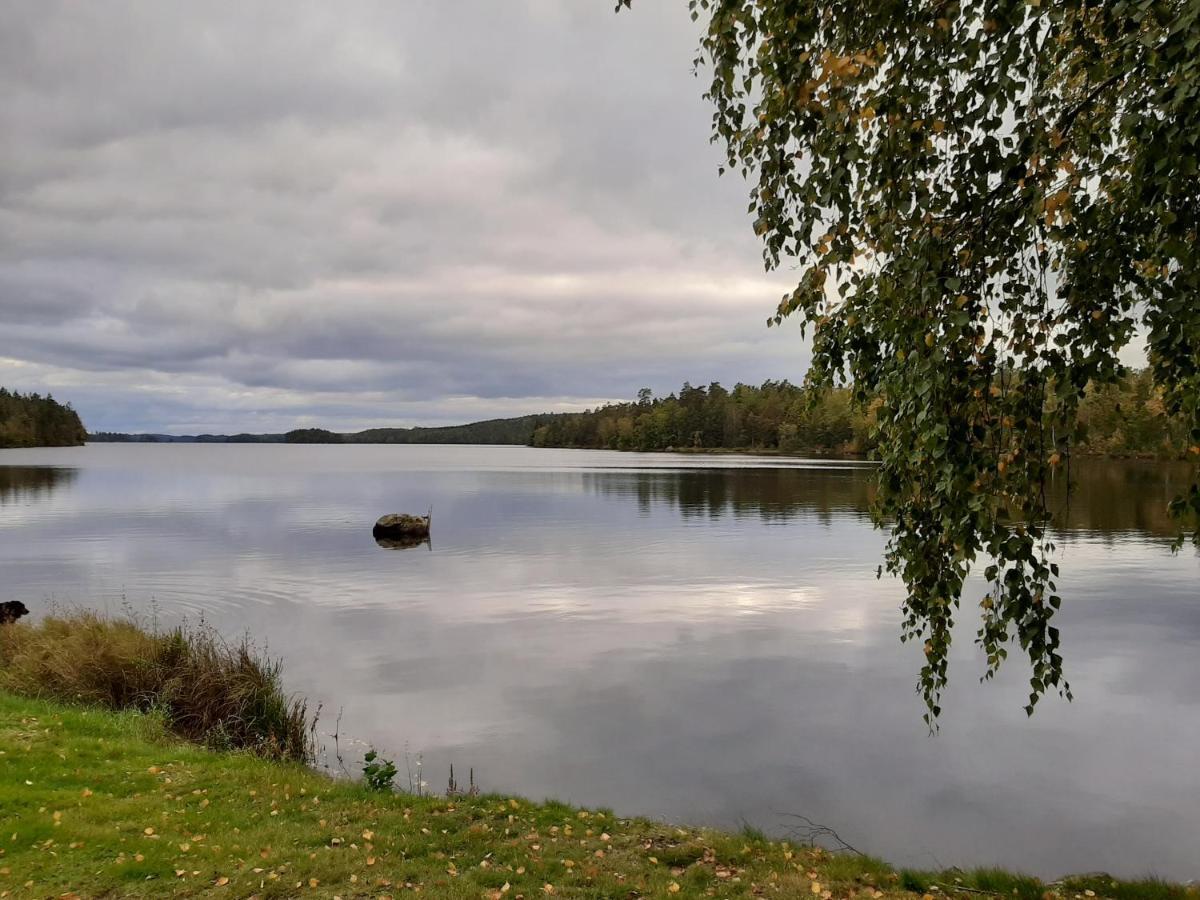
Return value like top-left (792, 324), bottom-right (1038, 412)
top-left (362, 747), bottom-right (397, 791)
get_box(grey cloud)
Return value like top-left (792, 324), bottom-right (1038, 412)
top-left (0, 0), bottom-right (807, 432)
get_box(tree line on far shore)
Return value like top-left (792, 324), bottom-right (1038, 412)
top-left (0, 388), bottom-right (87, 449)
top-left (79, 369), bottom-right (1194, 459)
top-left (530, 369), bottom-right (1195, 458)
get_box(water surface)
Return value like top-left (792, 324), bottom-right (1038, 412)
top-left (1, 444), bottom-right (1197, 879)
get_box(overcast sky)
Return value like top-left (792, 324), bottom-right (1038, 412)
top-left (0, 1), bottom-right (811, 434)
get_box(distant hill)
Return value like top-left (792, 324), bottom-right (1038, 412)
top-left (88, 414), bottom-right (571, 446)
top-left (345, 415), bottom-right (564, 445)
top-left (0, 388), bottom-right (87, 448)
top-left (88, 432), bottom-right (287, 443)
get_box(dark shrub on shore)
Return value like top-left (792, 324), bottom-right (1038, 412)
top-left (0, 611), bottom-right (314, 762)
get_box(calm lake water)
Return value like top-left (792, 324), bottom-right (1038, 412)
top-left (1, 444), bottom-right (1198, 879)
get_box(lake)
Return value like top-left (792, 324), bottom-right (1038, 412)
top-left (1, 444), bottom-right (1197, 879)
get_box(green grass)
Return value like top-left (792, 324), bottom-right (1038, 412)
top-left (0, 692), bottom-right (899, 898)
top-left (898, 868), bottom-right (1195, 900)
top-left (1, 694), bottom-right (1195, 899)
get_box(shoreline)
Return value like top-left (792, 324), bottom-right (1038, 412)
top-left (2, 692), bottom-right (1193, 899)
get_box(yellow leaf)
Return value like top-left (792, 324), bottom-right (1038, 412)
top-left (143, 827), bottom-right (155, 835)
top-left (309, 878), bottom-right (320, 888)
top-left (216, 876), bottom-right (229, 886)
top-left (543, 884), bottom-right (556, 895)
top-left (668, 884), bottom-right (681, 894)
top-left (812, 882), bottom-right (823, 894)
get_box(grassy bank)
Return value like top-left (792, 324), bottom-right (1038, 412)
top-left (6, 695), bottom-right (1194, 900)
top-left (1, 692), bottom-right (899, 898)
top-left (1, 616), bottom-right (1195, 898)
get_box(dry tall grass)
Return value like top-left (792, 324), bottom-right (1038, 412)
top-left (0, 611), bottom-right (314, 762)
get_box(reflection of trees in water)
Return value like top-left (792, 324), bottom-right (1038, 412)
top-left (1048, 460), bottom-right (1197, 539)
top-left (0, 467), bottom-right (77, 504)
top-left (587, 467), bottom-right (877, 524)
top-left (588, 461), bottom-right (1195, 538)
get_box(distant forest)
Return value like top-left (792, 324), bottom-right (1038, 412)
top-left (0, 389), bottom-right (87, 449)
top-left (533, 370), bottom-right (1193, 458)
top-left (87, 369), bottom-right (1192, 459)
top-left (89, 414), bottom-right (565, 446)
top-left (282, 415), bottom-right (556, 445)
top-left (533, 381), bottom-right (871, 454)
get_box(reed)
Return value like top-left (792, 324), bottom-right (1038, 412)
top-left (0, 610), bottom-right (314, 762)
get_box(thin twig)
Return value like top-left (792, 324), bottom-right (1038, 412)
top-left (332, 707), bottom-right (349, 778)
top-left (934, 883), bottom-right (1001, 896)
top-left (780, 813), bottom-right (865, 857)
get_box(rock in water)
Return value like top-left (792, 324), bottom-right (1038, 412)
top-left (372, 513), bottom-right (431, 542)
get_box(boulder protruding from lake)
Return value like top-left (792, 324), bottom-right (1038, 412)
top-left (372, 512), bottom-right (431, 547)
